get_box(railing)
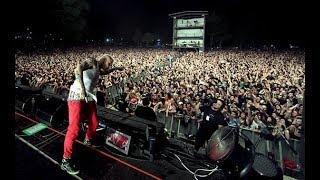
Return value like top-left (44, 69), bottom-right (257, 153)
top-left (105, 85), bottom-right (123, 105)
top-left (155, 111), bottom-right (302, 172)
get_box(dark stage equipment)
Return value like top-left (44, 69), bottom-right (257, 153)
top-left (15, 90), bottom-right (284, 179)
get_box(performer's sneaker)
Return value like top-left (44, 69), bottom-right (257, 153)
top-left (83, 138), bottom-right (101, 148)
top-left (83, 139), bottom-right (92, 146)
top-left (61, 158), bottom-right (80, 175)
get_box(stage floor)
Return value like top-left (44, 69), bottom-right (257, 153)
top-left (15, 111), bottom-right (196, 180)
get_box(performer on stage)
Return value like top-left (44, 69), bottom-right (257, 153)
top-left (61, 54), bottom-right (124, 175)
top-left (194, 98), bottom-right (228, 152)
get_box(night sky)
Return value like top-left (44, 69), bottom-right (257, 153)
top-left (10, 0), bottom-right (305, 44)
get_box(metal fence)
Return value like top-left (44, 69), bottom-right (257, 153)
top-left (154, 111), bottom-right (302, 172)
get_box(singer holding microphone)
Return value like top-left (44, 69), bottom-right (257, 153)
top-left (61, 54), bottom-right (124, 175)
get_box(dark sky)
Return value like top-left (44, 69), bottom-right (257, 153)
top-left (11, 0), bottom-right (305, 44)
top-left (90, 0), bottom-right (304, 42)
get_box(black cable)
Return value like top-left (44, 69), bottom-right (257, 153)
top-left (163, 149), bottom-right (216, 170)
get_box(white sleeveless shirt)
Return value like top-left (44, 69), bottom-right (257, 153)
top-left (68, 66), bottom-right (100, 102)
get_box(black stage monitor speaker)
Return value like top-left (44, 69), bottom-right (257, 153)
top-left (15, 85), bottom-right (41, 113)
top-left (247, 153), bottom-right (283, 180)
top-left (97, 106), bottom-right (166, 156)
top-left (35, 95), bottom-right (67, 126)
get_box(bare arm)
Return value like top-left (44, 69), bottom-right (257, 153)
top-left (100, 67), bottom-right (124, 75)
top-left (218, 125), bottom-right (224, 129)
top-left (75, 58), bottom-right (96, 98)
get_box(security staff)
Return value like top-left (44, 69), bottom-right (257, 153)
top-left (194, 98), bottom-right (228, 152)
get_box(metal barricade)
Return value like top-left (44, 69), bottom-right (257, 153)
top-left (174, 114), bottom-right (184, 137)
top-left (156, 112), bottom-right (199, 139)
top-left (158, 113), bottom-right (302, 173)
top-left (279, 138), bottom-right (301, 171)
top-left (238, 128), bottom-right (301, 173)
top-left (105, 84), bottom-right (122, 105)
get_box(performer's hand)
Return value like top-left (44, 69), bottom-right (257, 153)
top-left (80, 90), bottom-right (87, 100)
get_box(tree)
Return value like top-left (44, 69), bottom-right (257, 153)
top-left (54, 0), bottom-right (89, 42)
top-left (141, 32), bottom-right (154, 46)
top-left (132, 28), bottom-right (143, 46)
top-left (206, 11), bottom-right (231, 48)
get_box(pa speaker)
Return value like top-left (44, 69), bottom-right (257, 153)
top-left (35, 95), bottom-right (67, 126)
top-left (15, 86), bottom-right (40, 113)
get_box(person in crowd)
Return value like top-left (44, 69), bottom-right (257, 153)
top-left (194, 99), bottom-right (228, 152)
top-left (135, 97), bottom-right (157, 122)
top-left (134, 97), bottom-right (158, 161)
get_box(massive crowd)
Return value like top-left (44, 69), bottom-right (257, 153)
top-left (15, 47), bottom-right (305, 140)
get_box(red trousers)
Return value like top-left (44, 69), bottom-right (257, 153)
top-left (63, 100), bottom-right (99, 158)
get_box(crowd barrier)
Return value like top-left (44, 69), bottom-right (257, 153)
top-left (154, 111), bottom-right (302, 172)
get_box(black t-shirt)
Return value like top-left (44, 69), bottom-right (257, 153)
top-left (195, 106), bottom-right (227, 149)
top-left (96, 91), bottom-right (105, 106)
top-left (266, 102), bottom-right (274, 116)
top-left (135, 106), bottom-right (157, 122)
top-left (279, 98), bottom-right (287, 105)
top-left (292, 98), bottom-right (298, 105)
top-left (21, 76), bottom-right (30, 86)
top-left (201, 106), bottom-right (227, 127)
top-left (176, 107), bottom-right (184, 115)
top-left (238, 95), bottom-right (246, 108)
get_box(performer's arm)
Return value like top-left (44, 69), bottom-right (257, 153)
top-left (100, 67), bottom-right (124, 75)
top-left (218, 125), bottom-right (224, 129)
top-left (75, 58), bottom-right (96, 98)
